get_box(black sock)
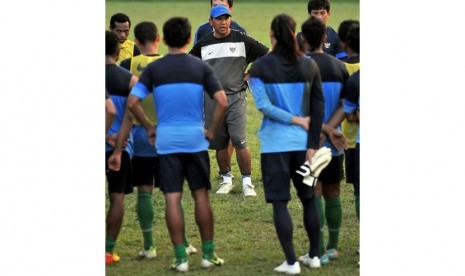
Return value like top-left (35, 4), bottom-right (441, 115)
top-left (300, 197), bottom-right (320, 258)
top-left (272, 200), bottom-right (296, 264)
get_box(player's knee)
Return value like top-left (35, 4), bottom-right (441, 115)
top-left (138, 185), bottom-right (153, 194)
top-left (231, 135), bottom-right (247, 149)
top-left (109, 193), bottom-right (125, 205)
top-left (322, 183), bottom-right (341, 199)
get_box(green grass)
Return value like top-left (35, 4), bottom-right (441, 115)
top-left (106, 1), bottom-right (359, 275)
top-left (106, 1), bottom-right (359, 55)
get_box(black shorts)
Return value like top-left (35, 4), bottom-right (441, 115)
top-left (106, 150), bottom-right (133, 194)
top-left (158, 151), bottom-right (211, 193)
top-left (261, 151), bottom-right (315, 203)
top-left (132, 156), bottom-right (160, 187)
top-left (344, 148), bottom-right (356, 184)
top-left (318, 154), bottom-right (344, 184)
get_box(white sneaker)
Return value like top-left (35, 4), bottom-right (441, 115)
top-left (221, 175), bottom-right (232, 183)
top-left (201, 254), bottom-right (225, 268)
top-left (242, 178), bottom-right (257, 197)
top-left (299, 254), bottom-right (320, 268)
top-left (138, 247), bottom-right (157, 259)
top-left (274, 261), bottom-right (301, 274)
top-left (185, 244), bottom-right (197, 255)
top-left (171, 260), bottom-right (189, 272)
top-left (216, 180), bottom-right (234, 194)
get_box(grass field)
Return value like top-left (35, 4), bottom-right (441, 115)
top-left (106, 0), bottom-right (359, 54)
top-left (106, 1), bottom-right (360, 275)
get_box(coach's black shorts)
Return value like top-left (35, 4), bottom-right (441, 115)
top-left (106, 150), bottom-right (133, 194)
top-left (344, 148), bottom-right (356, 184)
top-left (158, 151), bottom-right (211, 193)
top-left (318, 154), bottom-right (344, 184)
top-left (261, 151), bottom-right (315, 202)
top-left (132, 156), bottom-right (160, 187)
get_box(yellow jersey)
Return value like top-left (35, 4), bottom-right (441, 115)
top-left (342, 60), bottom-right (360, 148)
top-left (129, 54), bottom-right (163, 125)
top-left (118, 40), bottom-right (137, 64)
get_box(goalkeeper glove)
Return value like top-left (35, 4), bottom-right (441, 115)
top-left (296, 147), bottom-right (332, 187)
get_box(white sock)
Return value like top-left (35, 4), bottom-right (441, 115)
top-left (222, 175), bottom-right (232, 184)
top-left (242, 176), bottom-right (252, 186)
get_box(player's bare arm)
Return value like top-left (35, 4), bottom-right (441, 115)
top-left (107, 109), bottom-right (134, 171)
top-left (320, 106), bottom-right (348, 150)
top-left (205, 90), bottom-right (227, 141)
top-left (346, 109), bottom-right (359, 123)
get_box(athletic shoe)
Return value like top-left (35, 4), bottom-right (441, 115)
top-left (138, 246), bottom-right (157, 259)
top-left (216, 181), bottom-right (234, 194)
top-left (326, 249), bottom-right (339, 260)
top-left (171, 260), bottom-right (189, 272)
top-left (320, 254), bottom-right (330, 265)
top-left (298, 254), bottom-right (320, 268)
top-left (274, 261), bottom-right (301, 274)
top-left (105, 252), bottom-right (120, 264)
top-left (242, 178), bottom-right (257, 197)
top-left (185, 244), bottom-right (198, 255)
top-left (201, 254), bottom-right (225, 268)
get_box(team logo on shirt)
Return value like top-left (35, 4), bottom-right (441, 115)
top-left (324, 42), bottom-right (331, 49)
top-left (137, 64), bottom-right (146, 72)
top-left (230, 47), bottom-right (236, 53)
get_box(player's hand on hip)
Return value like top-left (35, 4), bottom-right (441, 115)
top-left (292, 116), bottom-right (310, 131)
top-left (146, 125), bottom-right (156, 145)
top-left (107, 153), bottom-right (121, 172)
top-left (299, 116), bottom-right (310, 131)
top-left (106, 133), bottom-right (118, 148)
top-left (205, 128), bottom-right (215, 141)
top-left (328, 129), bottom-right (348, 151)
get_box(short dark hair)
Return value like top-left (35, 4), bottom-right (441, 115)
top-left (110, 13), bottom-right (131, 29)
top-left (106, 30), bottom-right (119, 56)
top-left (134, 21), bottom-right (158, 45)
top-left (210, 0), bottom-right (234, 7)
top-left (307, 0), bottom-right (331, 13)
top-left (301, 17), bottom-right (326, 52)
top-left (337, 20), bottom-right (358, 42)
top-left (163, 17), bottom-right (191, 48)
top-left (338, 20), bottom-right (359, 54)
top-left (271, 14), bottom-right (301, 64)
